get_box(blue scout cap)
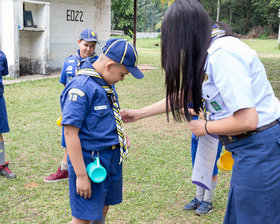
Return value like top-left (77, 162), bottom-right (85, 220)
top-left (79, 29), bottom-right (98, 42)
top-left (102, 38), bottom-right (144, 79)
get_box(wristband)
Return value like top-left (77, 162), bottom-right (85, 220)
top-left (205, 120), bottom-right (211, 135)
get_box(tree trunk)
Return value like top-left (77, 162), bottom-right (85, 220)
top-left (278, 10), bottom-right (280, 49)
top-left (278, 23), bottom-right (280, 49)
top-left (216, 0), bottom-right (220, 22)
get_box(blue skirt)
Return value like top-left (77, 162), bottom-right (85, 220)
top-left (0, 95), bottom-right (9, 133)
top-left (223, 122), bottom-right (280, 224)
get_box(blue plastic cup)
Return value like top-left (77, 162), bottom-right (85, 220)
top-left (86, 157), bottom-right (107, 183)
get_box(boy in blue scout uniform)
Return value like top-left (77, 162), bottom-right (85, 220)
top-left (60, 38), bottom-right (144, 223)
top-left (44, 29), bottom-right (99, 183)
top-left (0, 50), bottom-right (16, 178)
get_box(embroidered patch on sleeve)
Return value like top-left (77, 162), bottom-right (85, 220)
top-left (68, 88), bottom-right (85, 102)
top-left (210, 101), bottom-right (222, 111)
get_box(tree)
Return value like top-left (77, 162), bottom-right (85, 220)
top-left (252, 0), bottom-right (280, 33)
top-left (136, 0), bottom-right (167, 32)
top-left (111, 0), bottom-right (134, 36)
top-left (111, 0), bottom-right (280, 37)
top-left (277, 9), bottom-right (280, 49)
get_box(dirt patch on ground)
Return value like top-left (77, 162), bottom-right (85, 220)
top-left (257, 53), bottom-right (280, 58)
top-left (138, 63), bottom-right (159, 71)
top-left (3, 71), bottom-right (61, 85)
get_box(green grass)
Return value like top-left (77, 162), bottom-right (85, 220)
top-left (0, 38), bottom-right (279, 223)
top-left (242, 39), bottom-right (280, 58)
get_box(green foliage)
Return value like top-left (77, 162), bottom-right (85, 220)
top-left (111, 0), bottom-right (168, 33)
top-left (200, 0), bottom-right (280, 35)
top-left (252, 0), bottom-right (280, 32)
top-left (111, 0), bottom-right (134, 36)
top-left (111, 0), bottom-right (279, 35)
top-left (136, 0), bottom-right (168, 32)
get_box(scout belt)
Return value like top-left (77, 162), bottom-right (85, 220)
top-left (219, 118), bottom-right (280, 146)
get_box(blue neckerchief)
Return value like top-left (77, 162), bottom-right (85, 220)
top-left (210, 24), bottom-right (226, 43)
top-left (75, 50), bottom-right (98, 73)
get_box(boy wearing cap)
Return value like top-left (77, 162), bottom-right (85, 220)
top-left (44, 29), bottom-right (99, 183)
top-left (60, 38), bottom-right (143, 224)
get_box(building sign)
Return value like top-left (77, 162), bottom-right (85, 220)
top-left (66, 10), bottom-right (84, 22)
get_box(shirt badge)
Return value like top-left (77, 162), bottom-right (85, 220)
top-left (66, 65), bottom-right (73, 71)
top-left (204, 73), bottom-right (208, 82)
top-left (68, 88), bottom-right (85, 102)
top-left (210, 101), bottom-right (222, 111)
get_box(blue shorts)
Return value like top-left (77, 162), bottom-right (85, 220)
top-left (0, 95), bottom-right (9, 133)
top-left (68, 147), bottom-right (122, 221)
top-left (191, 133), bottom-right (223, 176)
top-left (61, 126), bottom-right (66, 148)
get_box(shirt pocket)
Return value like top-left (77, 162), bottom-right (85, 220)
top-left (202, 82), bottom-right (226, 114)
top-left (88, 105), bottom-right (112, 131)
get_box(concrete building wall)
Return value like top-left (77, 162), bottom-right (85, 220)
top-left (0, 0), bottom-right (20, 77)
top-left (0, 0), bottom-right (111, 77)
top-left (49, 0), bottom-right (111, 70)
top-left (19, 1), bottom-right (50, 75)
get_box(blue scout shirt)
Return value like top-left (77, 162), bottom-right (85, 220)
top-left (0, 50), bottom-right (9, 96)
top-left (59, 50), bottom-right (98, 85)
top-left (60, 57), bottom-right (119, 151)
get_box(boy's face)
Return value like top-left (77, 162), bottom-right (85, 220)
top-left (104, 62), bottom-right (129, 86)
top-left (78, 40), bottom-right (96, 59)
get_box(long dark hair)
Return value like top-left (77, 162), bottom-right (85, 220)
top-left (161, 0), bottom-right (212, 122)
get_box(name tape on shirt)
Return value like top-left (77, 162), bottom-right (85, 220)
top-left (94, 105), bottom-right (108, 110)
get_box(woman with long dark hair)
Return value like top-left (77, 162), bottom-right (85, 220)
top-left (121, 0), bottom-right (280, 223)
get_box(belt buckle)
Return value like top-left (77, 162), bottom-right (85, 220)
top-left (228, 136), bottom-right (234, 143)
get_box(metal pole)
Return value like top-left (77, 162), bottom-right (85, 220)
top-left (133, 0), bottom-right (137, 47)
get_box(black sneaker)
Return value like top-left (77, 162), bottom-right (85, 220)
top-left (183, 198), bottom-right (201, 210)
top-left (0, 161), bottom-right (17, 178)
top-left (195, 201), bottom-right (213, 215)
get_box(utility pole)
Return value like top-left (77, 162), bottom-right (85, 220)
top-left (133, 0), bottom-right (137, 47)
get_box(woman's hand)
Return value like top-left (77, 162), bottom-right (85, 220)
top-left (190, 119), bottom-right (207, 136)
top-left (121, 109), bottom-right (141, 123)
top-left (76, 174), bottom-right (92, 199)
